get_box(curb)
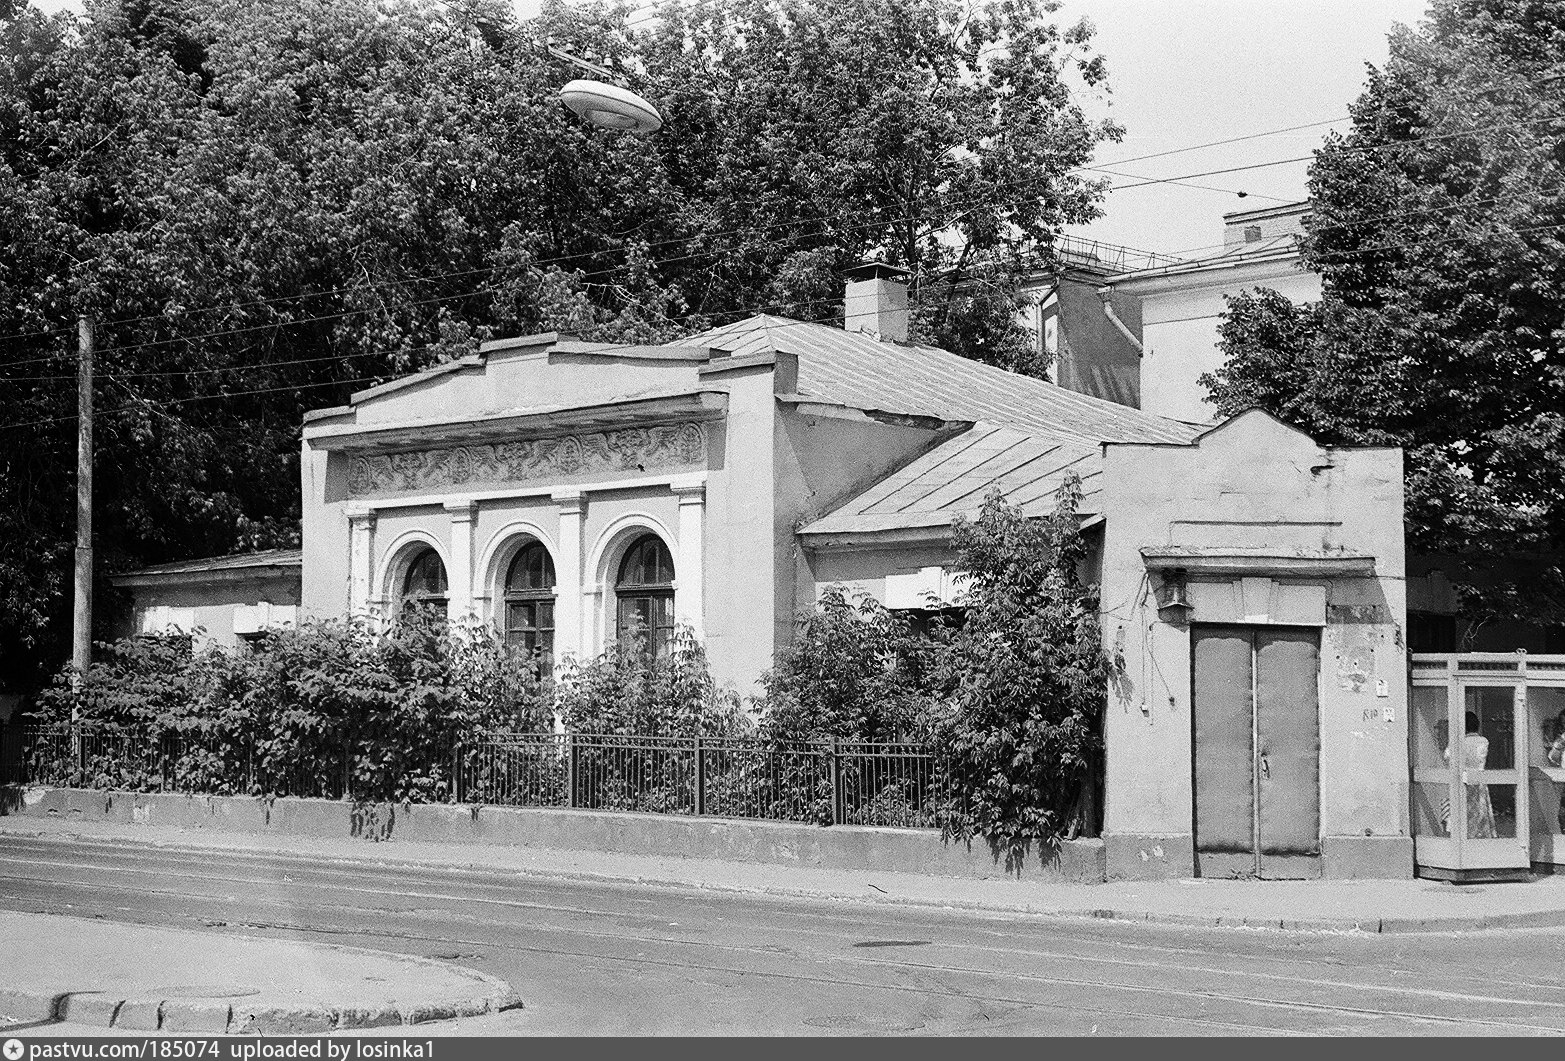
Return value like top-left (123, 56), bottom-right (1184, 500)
top-left (0, 914), bottom-right (522, 1033)
top-left (4, 822), bottom-right (1563, 937)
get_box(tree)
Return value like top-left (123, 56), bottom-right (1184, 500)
top-left (634, 0), bottom-right (1118, 369)
top-left (939, 477), bottom-right (1110, 861)
top-left (1201, 0), bottom-right (1565, 624)
top-left (0, 0), bottom-right (1120, 689)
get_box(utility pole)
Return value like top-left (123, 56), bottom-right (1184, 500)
top-left (72, 314), bottom-right (94, 685)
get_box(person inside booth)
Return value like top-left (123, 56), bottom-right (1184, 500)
top-left (1442, 711), bottom-right (1498, 839)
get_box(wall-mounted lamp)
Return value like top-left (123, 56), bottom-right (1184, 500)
top-left (1155, 568), bottom-right (1193, 624)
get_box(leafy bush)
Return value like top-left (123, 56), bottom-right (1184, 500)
top-left (938, 476), bottom-right (1110, 861)
top-left (555, 626), bottom-right (747, 813)
top-left (757, 589), bottom-right (951, 743)
top-left (34, 610), bottom-right (554, 801)
top-left (556, 625), bottom-right (746, 737)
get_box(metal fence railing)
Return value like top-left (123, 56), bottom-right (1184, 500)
top-left (2, 724), bottom-right (958, 829)
top-left (0, 724), bottom-right (351, 801)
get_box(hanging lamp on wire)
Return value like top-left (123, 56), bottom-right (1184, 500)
top-left (546, 42), bottom-right (663, 136)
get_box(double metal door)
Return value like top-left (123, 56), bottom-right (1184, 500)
top-left (1192, 625), bottom-right (1322, 879)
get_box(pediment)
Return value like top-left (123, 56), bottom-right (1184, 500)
top-left (1192, 408), bottom-right (1324, 459)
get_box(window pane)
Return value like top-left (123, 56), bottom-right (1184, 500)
top-left (507, 543), bottom-right (556, 593)
top-left (403, 548), bottom-right (447, 598)
top-left (1464, 687), bottom-right (1515, 770)
top-left (618, 535), bottom-right (674, 588)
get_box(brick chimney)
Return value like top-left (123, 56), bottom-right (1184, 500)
top-left (843, 262), bottom-right (910, 342)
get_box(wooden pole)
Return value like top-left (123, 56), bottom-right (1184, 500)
top-left (71, 315), bottom-right (95, 688)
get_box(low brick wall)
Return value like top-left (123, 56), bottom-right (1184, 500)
top-left (2, 785), bottom-right (1106, 884)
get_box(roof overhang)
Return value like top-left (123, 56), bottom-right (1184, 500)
top-left (798, 523), bottom-right (956, 553)
top-left (110, 563), bottom-right (301, 589)
top-left (775, 394), bottom-right (969, 432)
top-left (800, 511), bottom-right (1102, 552)
top-left (1140, 547), bottom-right (1376, 578)
top-left (1107, 250), bottom-right (1305, 295)
top-left (304, 390), bottom-right (729, 452)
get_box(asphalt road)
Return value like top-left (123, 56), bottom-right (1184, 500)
top-left (0, 834), bottom-right (1562, 1036)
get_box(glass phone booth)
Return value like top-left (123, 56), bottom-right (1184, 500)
top-left (1410, 654), bottom-right (1565, 878)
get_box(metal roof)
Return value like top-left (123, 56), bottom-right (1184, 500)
top-left (1106, 233), bottom-right (1302, 285)
top-left (110, 548), bottom-right (302, 583)
top-left (678, 315), bottom-right (1202, 447)
top-left (798, 423), bottom-right (1102, 538)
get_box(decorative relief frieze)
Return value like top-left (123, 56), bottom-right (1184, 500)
top-left (345, 422), bottom-right (705, 496)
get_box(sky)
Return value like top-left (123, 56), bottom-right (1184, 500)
top-left (1057, 0), bottom-right (1427, 260)
top-left (31, 0), bottom-right (1431, 261)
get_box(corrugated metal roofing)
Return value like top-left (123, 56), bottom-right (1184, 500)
top-left (799, 423), bottom-right (1102, 536)
top-left (678, 315), bottom-right (1202, 446)
top-left (113, 548), bottom-right (303, 578)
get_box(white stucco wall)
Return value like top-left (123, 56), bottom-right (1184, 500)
top-left (1131, 261), bottom-right (1322, 424)
top-left (297, 335), bottom-right (951, 696)
top-left (1098, 410), bottom-right (1409, 879)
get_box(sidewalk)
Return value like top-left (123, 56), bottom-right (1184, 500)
top-left (4, 814), bottom-right (1565, 933)
top-left (0, 909), bottom-right (520, 1034)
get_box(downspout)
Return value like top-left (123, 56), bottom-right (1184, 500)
top-left (1097, 286), bottom-right (1143, 357)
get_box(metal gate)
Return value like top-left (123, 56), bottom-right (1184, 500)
top-left (1192, 625), bottom-right (1322, 878)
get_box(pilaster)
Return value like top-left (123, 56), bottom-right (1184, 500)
top-left (672, 480), bottom-right (706, 639)
top-left (444, 499), bottom-right (478, 627)
top-left (347, 506), bottom-right (377, 618)
top-left (553, 489), bottom-right (585, 662)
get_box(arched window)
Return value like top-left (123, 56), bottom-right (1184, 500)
top-left (615, 534), bottom-right (675, 657)
top-left (400, 547), bottom-right (448, 615)
top-left (504, 541), bottom-right (556, 674)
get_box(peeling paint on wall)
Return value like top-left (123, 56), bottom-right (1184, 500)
top-left (1327, 604), bottom-right (1385, 624)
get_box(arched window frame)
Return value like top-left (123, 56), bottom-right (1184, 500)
top-left (614, 533), bottom-right (676, 658)
top-left (503, 540), bottom-right (557, 675)
top-left (399, 546), bottom-right (449, 616)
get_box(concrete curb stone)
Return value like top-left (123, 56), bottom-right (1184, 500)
top-left (0, 984), bottom-right (521, 1034)
top-left (333, 1005), bottom-right (405, 1031)
top-left (229, 1005), bottom-right (335, 1036)
top-left (111, 999), bottom-right (164, 1031)
top-left (0, 921), bottom-right (523, 1033)
top-left (0, 988), bottom-right (59, 1023)
top-left (158, 998), bottom-right (235, 1034)
top-left (56, 993), bottom-right (124, 1027)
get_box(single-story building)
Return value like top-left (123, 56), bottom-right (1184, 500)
top-left (287, 270), bottom-right (1410, 880)
top-left (108, 548), bottom-right (302, 649)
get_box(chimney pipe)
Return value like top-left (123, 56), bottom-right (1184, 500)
top-left (843, 262), bottom-right (910, 342)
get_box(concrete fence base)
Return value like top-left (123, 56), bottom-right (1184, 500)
top-left (1, 786), bottom-right (1107, 884)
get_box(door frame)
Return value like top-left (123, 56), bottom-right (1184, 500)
top-left (1190, 623), bottom-right (1323, 879)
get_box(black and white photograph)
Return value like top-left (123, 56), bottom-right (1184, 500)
top-left (1, 0), bottom-right (1564, 1039)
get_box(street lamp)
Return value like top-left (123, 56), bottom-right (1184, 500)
top-left (547, 44), bottom-right (663, 136)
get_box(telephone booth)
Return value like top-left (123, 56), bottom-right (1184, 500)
top-left (1409, 653), bottom-right (1565, 878)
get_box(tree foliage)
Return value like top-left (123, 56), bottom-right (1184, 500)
top-left (938, 477), bottom-right (1109, 860)
top-left (35, 608), bottom-right (555, 801)
top-left (1201, 0), bottom-right (1565, 622)
top-left (0, 0), bottom-right (1119, 688)
top-left (758, 588), bottom-right (951, 742)
top-left (555, 627), bottom-right (747, 736)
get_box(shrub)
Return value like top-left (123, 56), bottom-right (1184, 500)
top-left (556, 625), bottom-right (745, 737)
top-left (757, 588), bottom-right (951, 743)
top-left (938, 476), bottom-right (1110, 862)
top-left (32, 610), bottom-right (555, 802)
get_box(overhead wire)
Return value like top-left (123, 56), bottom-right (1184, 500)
top-left (1, 106), bottom-right (1556, 353)
top-left (8, 181), bottom-right (1564, 388)
top-left (12, 211), bottom-right (1565, 431)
